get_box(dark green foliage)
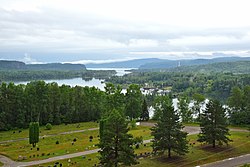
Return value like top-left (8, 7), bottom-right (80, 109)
top-left (0, 81), bottom-right (106, 130)
top-left (192, 93), bottom-right (205, 122)
top-left (98, 110), bottom-right (137, 167)
top-left (104, 83), bottom-right (125, 112)
top-left (29, 122), bottom-right (39, 147)
top-left (45, 123), bottom-right (52, 130)
top-left (125, 84), bottom-right (143, 120)
top-left (140, 98), bottom-right (149, 121)
top-left (151, 96), bottom-right (189, 158)
top-left (228, 86), bottom-right (250, 125)
top-left (178, 96), bottom-right (192, 123)
top-left (198, 100), bottom-right (232, 147)
top-left (107, 70), bottom-right (250, 102)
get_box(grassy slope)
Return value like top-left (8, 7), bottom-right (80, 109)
top-left (0, 126), bottom-right (151, 161)
top-left (30, 131), bottom-right (250, 167)
top-left (0, 122), bottom-right (98, 142)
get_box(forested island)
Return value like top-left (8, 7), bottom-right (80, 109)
top-left (0, 60), bottom-right (116, 82)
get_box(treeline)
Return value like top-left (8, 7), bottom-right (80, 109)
top-left (0, 82), bottom-right (145, 131)
top-left (0, 60), bottom-right (86, 71)
top-left (0, 81), bottom-right (104, 130)
top-left (0, 70), bottom-right (84, 81)
top-left (0, 69), bottom-right (116, 82)
top-left (107, 72), bottom-right (250, 102)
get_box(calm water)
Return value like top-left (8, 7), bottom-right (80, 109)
top-left (13, 68), bottom-right (133, 90)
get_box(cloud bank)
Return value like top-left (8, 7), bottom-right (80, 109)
top-left (0, 0), bottom-right (250, 63)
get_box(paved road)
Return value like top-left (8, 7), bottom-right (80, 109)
top-left (199, 154), bottom-right (250, 167)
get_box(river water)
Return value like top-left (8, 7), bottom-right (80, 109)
top-left (14, 68), bottom-right (132, 91)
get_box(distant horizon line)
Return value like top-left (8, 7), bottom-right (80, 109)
top-left (1, 55), bottom-right (250, 65)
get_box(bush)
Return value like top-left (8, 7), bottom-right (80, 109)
top-left (45, 123), bottom-right (52, 130)
top-left (130, 119), bottom-right (137, 129)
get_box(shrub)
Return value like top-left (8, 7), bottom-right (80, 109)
top-left (89, 136), bottom-right (93, 142)
top-left (45, 123), bottom-right (52, 130)
top-left (130, 119), bottom-right (137, 129)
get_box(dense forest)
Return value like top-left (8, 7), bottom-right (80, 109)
top-left (0, 82), bottom-right (143, 130)
top-left (107, 71), bottom-right (250, 102)
top-left (0, 81), bottom-right (249, 131)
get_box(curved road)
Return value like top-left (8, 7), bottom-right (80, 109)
top-left (0, 124), bottom-right (249, 167)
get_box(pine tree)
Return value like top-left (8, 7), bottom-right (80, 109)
top-left (198, 100), bottom-right (232, 148)
top-left (29, 122), bottom-right (39, 147)
top-left (151, 96), bottom-right (189, 158)
top-left (98, 110), bottom-right (137, 167)
top-left (140, 98), bottom-right (149, 121)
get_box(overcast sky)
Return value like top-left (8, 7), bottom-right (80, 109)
top-left (1, 0), bottom-right (250, 63)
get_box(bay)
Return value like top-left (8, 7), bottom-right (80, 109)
top-left (13, 68), bottom-right (134, 90)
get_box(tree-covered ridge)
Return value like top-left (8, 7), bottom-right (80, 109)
top-left (0, 69), bottom-right (116, 82)
top-left (0, 60), bottom-right (86, 71)
top-left (139, 57), bottom-right (250, 69)
top-left (161, 61), bottom-right (250, 74)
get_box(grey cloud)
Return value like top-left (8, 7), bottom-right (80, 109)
top-left (0, 7), bottom-right (250, 62)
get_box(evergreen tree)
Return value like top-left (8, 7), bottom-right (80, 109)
top-left (29, 122), bottom-right (39, 147)
top-left (178, 96), bottom-right (192, 123)
top-left (151, 96), bottom-right (189, 158)
top-left (198, 100), bottom-right (232, 148)
top-left (98, 110), bottom-right (137, 167)
top-left (140, 98), bottom-right (149, 121)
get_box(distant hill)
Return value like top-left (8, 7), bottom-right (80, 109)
top-left (139, 57), bottom-right (250, 69)
top-left (150, 61), bottom-right (250, 74)
top-left (0, 60), bottom-right (86, 71)
top-left (26, 63), bottom-right (86, 71)
top-left (85, 58), bottom-right (162, 68)
top-left (0, 60), bottom-right (26, 69)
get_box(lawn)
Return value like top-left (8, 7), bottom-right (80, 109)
top-left (31, 131), bottom-right (250, 167)
top-left (0, 125), bottom-right (151, 162)
top-left (0, 122), bottom-right (99, 142)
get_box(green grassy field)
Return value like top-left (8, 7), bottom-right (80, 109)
top-left (32, 131), bottom-right (250, 167)
top-left (0, 122), bottom-right (98, 142)
top-left (0, 125), bottom-right (151, 162)
top-left (0, 161), bottom-right (3, 166)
